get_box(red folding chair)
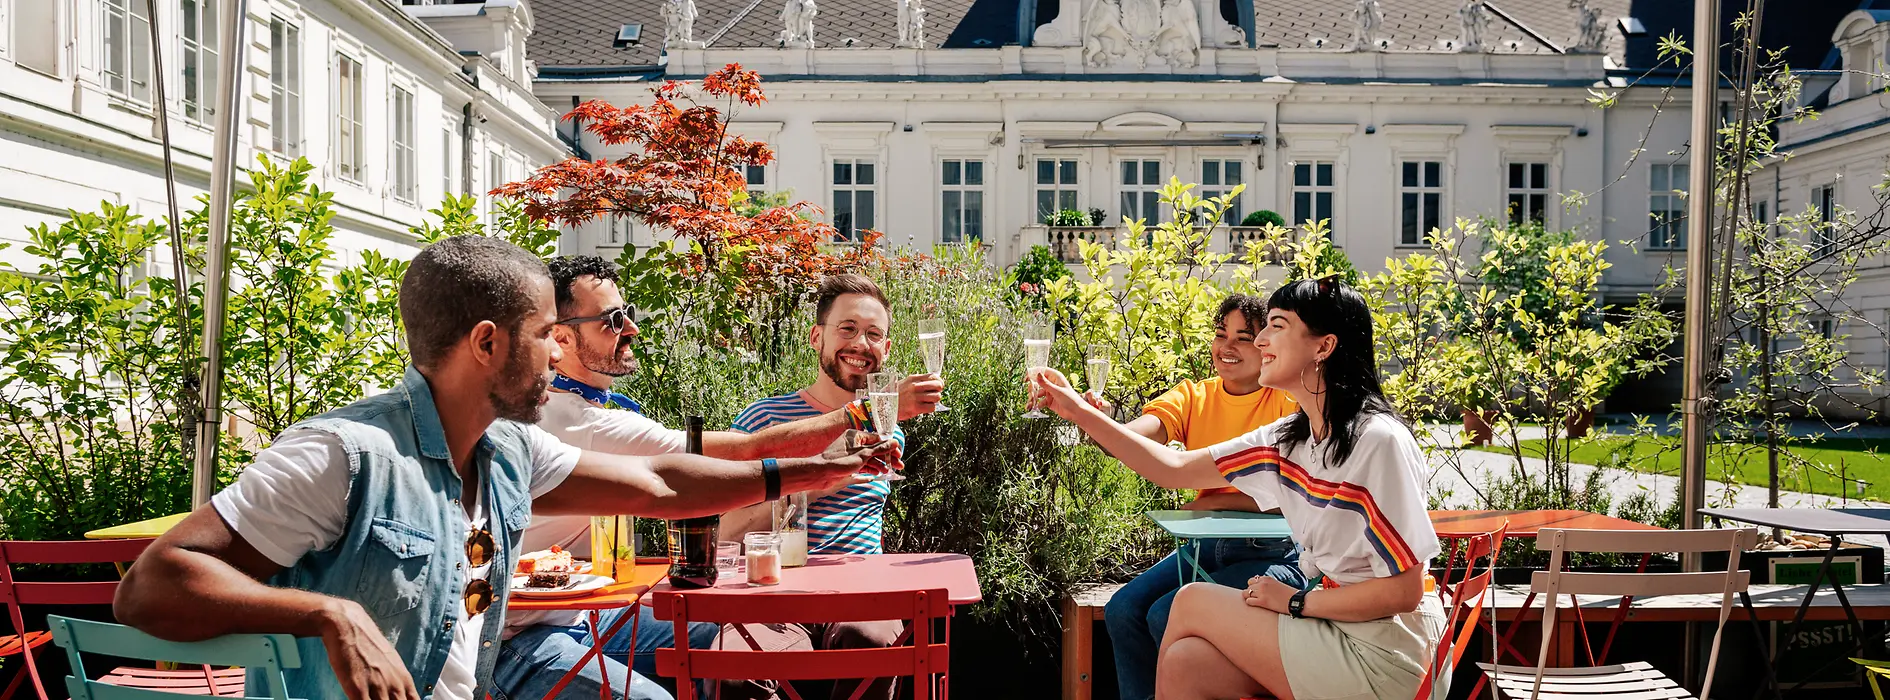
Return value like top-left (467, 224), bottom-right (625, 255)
top-left (654, 589), bottom-right (952, 700)
top-left (0, 539), bottom-right (244, 699)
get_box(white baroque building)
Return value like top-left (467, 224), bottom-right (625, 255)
top-left (0, 0), bottom-right (569, 272)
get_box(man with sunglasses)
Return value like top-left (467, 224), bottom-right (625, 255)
top-left (493, 256), bottom-right (939, 700)
top-left (114, 236), bottom-right (894, 700)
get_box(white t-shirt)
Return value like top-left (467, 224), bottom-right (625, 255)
top-left (211, 426), bottom-right (581, 700)
top-left (1208, 413), bottom-right (1440, 586)
top-left (504, 391), bottom-right (687, 636)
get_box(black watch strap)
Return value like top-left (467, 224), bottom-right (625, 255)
top-left (1288, 588), bottom-right (1309, 619)
top-left (762, 458), bottom-right (781, 502)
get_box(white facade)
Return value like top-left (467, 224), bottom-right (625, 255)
top-left (0, 0), bottom-right (568, 273)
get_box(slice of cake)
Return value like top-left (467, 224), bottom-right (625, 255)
top-left (516, 545), bottom-right (574, 588)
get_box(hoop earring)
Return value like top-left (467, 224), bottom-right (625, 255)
top-left (1300, 359), bottom-right (1327, 397)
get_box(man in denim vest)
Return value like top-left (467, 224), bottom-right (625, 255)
top-left (114, 236), bottom-right (890, 700)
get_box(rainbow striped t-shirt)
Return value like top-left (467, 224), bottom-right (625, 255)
top-left (1208, 412), bottom-right (1440, 585)
top-left (731, 391), bottom-right (895, 555)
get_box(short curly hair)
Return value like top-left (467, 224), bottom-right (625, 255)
top-left (548, 255), bottom-right (622, 317)
top-left (1215, 294), bottom-right (1267, 335)
top-left (399, 236), bottom-right (550, 369)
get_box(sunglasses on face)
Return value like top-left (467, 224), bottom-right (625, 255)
top-left (559, 307), bottom-right (634, 335)
top-left (463, 528), bottom-right (495, 617)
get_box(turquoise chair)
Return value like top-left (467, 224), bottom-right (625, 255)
top-left (47, 616), bottom-right (303, 700)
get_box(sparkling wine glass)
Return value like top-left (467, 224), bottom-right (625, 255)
top-left (1022, 319), bottom-right (1053, 419)
top-left (863, 373), bottom-right (906, 481)
top-left (1085, 345), bottom-right (1111, 398)
top-left (918, 318), bottom-right (949, 412)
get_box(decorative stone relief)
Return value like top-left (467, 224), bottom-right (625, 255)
top-left (1032, 0), bottom-right (1083, 47)
top-left (896, 0), bottom-right (927, 48)
top-left (1082, 0), bottom-right (1200, 69)
top-left (1349, 0), bottom-right (1382, 52)
top-left (1570, 0), bottom-right (1605, 53)
top-left (780, 0), bottom-right (817, 48)
top-left (1456, 0), bottom-right (1487, 53)
top-left (663, 0), bottom-right (706, 49)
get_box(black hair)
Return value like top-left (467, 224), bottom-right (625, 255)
top-left (814, 273), bottom-right (889, 324)
top-left (399, 235), bottom-right (550, 369)
top-left (549, 255), bottom-right (621, 317)
top-left (1267, 277), bottom-right (1400, 466)
top-left (1214, 294), bottom-right (1268, 336)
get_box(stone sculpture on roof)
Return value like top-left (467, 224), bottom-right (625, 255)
top-left (896, 0), bottom-right (927, 48)
top-left (1457, 0), bottom-right (1488, 53)
top-left (1349, 0), bottom-right (1383, 51)
top-left (781, 0), bottom-right (817, 47)
top-left (1570, 0), bottom-right (1605, 53)
top-left (1081, 0), bottom-right (1199, 69)
top-left (663, 0), bottom-right (706, 49)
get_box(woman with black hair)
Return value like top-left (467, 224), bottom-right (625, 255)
top-left (1030, 278), bottom-right (1443, 700)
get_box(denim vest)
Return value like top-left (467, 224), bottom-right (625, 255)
top-left (249, 366), bottom-right (537, 699)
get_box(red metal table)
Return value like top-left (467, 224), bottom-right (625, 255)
top-left (648, 553), bottom-right (983, 698)
top-left (508, 557), bottom-right (670, 700)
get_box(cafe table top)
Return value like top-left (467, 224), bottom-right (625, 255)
top-left (508, 557), bottom-right (672, 612)
top-left (83, 512), bottom-right (190, 540)
top-left (1700, 507), bottom-right (1890, 536)
top-left (1428, 509), bottom-right (1666, 539)
top-left (647, 553), bottom-right (983, 609)
top-left (1145, 510), bottom-right (1292, 540)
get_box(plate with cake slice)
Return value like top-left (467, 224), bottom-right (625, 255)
top-left (513, 546), bottom-right (611, 598)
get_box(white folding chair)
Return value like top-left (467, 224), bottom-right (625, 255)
top-left (1478, 527), bottom-right (1759, 700)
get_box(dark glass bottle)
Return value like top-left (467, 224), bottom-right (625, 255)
top-left (666, 417), bottom-right (720, 588)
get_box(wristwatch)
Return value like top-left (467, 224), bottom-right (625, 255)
top-left (1287, 588), bottom-right (1310, 619)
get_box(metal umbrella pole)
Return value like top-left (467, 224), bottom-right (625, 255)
top-left (144, 0), bottom-right (198, 470)
top-left (1678, 0), bottom-right (1719, 686)
top-left (191, 0), bottom-right (250, 508)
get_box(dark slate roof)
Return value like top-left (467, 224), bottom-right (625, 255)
top-left (531, 0), bottom-right (664, 68)
top-left (1249, 0), bottom-right (1634, 56)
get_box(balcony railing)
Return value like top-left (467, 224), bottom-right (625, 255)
top-left (1018, 225), bottom-right (1296, 265)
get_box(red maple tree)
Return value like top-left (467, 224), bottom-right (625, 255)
top-left (494, 64), bottom-right (880, 305)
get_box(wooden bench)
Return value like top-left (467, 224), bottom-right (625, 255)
top-left (1061, 583), bottom-right (1124, 700)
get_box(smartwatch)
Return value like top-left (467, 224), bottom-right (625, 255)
top-left (1287, 588), bottom-right (1309, 619)
top-left (761, 458), bottom-right (781, 502)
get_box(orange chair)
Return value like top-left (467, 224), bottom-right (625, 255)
top-left (0, 539), bottom-right (244, 699)
top-left (655, 589), bottom-right (951, 700)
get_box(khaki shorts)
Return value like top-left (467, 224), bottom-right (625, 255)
top-left (1277, 595), bottom-right (1446, 700)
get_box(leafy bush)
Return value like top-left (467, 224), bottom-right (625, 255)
top-left (1004, 245), bottom-right (1070, 314)
top-left (1240, 209), bottom-right (1286, 228)
top-left (1044, 209), bottom-right (1093, 227)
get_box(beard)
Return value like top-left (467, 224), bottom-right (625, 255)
top-left (820, 350), bottom-right (878, 393)
top-left (491, 339), bottom-right (551, 423)
top-left (575, 333), bottom-right (638, 377)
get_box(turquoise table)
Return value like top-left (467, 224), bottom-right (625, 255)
top-left (1145, 510), bottom-right (1294, 587)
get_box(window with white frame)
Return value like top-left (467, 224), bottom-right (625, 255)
top-left (940, 159), bottom-right (984, 244)
top-left (102, 0), bottom-right (152, 101)
top-left (1291, 161), bottom-right (1335, 231)
top-left (1812, 184), bottom-right (1838, 258)
top-left (269, 18), bottom-right (301, 156)
top-left (1120, 159), bottom-right (1163, 223)
top-left (1649, 163), bottom-right (1688, 249)
top-left (487, 150), bottom-right (505, 220)
top-left (831, 159), bottom-right (876, 242)
top-left (1506, 162), bottom-right (1550, 226)
top-left (180, 0), bottom-right (218, 122)
top-left (1201, 159), bottom-right (1245, 222)
top-left (1398, 161), bottom-right (1444, 245)
top-left (334, 53), bottom-right (364, 181)
top-left (13, 0), bottom-right (61, 75)
top-left (442, 124), bottom-right (457, 198)
top-left (745, 163), bottom-right (768, 201)
top-left (1035, 158), bottom-right (1079, 222)
top-left (391, 87), bottom-right (416, 202)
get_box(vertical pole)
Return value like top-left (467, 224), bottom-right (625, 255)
top-left (145, 0), bottom-right (198, 469)
top-left (191, 0), bottom-right (249, 507)
top-left (1681, 0), bottom-right (1718, 551)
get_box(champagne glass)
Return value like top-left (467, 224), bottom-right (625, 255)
top-left (862, 373), bottom-right (906, 482)
top-left (1022, 319), bottom-right (1053, 419)
top-left (1085, 345), bottom-right (1111, 399)
top-left (917, 318), bottom-right (949, 412)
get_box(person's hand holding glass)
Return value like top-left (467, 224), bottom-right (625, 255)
top-left (1022, 319), bottom-right (1053, 419)
top-left (861, 372), bottom-right (906, 481)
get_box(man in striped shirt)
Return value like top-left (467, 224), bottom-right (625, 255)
top-left (716, 273), bottom-right (941, 700)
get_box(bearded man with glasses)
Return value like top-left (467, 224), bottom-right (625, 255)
top-left (112, 237), bottom-right (895, 700)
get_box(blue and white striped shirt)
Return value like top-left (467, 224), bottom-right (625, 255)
top-left (731, 391), bottom-right (894, 555)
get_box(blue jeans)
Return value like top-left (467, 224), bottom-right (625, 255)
top-left (1104, 538), bottom-right (1304, 700)
top-left (494, 605), bottom-right (719, 700)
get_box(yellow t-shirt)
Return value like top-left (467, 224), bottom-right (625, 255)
top-left (1142, 377), bottom-right (1298, 498)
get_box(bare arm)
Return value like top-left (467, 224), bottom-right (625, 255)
top-left (534, 441), bottom-right (889, 518)
top-left (1031, 370), bottom-right (1225, 490)
top-left (1246, 567), bottom-right (1428, 622)
top-left (115, 509), bottom-right (419, 700)
top-left (701, 413), bottom-right (853, 461)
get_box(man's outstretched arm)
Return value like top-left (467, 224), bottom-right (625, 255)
top-left (533, 439), bottom-right (893, 518)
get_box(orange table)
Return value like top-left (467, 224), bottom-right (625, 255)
top-left (508, 557), bottom-right (670, 700)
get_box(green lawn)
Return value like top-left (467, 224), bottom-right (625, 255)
top-left (1471, 435), bottom-right (1890, 502)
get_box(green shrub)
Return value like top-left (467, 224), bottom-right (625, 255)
top-left (1240, 209), bottom-right (1286, 228)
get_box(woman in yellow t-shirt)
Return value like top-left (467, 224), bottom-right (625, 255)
top-left (1081, 294), bottom-right (1303, 700)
